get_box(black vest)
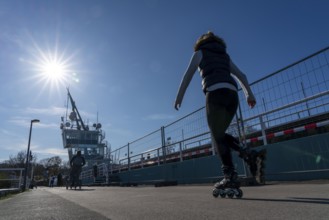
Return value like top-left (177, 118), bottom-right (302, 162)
top-left (198, 42), bottom-right (237, 93)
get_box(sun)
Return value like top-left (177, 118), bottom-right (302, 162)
top-left (32, 50), bottom-right (76, 90)
top-left (23, 37), bottom-right (81, 96)
top-left (40, 60), bottom-right (66, 81)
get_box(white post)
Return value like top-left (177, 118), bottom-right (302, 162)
top-left (260, 116), bottom-right (268, 145)
top-left (19, 170), bottom-right (23, 189)
top-left (179, 142), bottom-right (183, 162)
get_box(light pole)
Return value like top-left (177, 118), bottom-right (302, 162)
top-left (22, 119), bottom-right (40, 191)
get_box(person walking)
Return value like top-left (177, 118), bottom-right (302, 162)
top-left (70, 150), bottom-right (86, 189)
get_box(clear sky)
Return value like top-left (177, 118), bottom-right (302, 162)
top-left (1, 0), bottom-right (329, 163)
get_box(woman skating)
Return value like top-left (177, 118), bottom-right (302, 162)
top-left (174, 31), bottom-right (257, 189)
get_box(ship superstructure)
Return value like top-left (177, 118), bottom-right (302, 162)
top-left (60, 89), bottom-right (107, 167)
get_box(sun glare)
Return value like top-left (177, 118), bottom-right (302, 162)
top-left (25, 40), bottom-right (80, 96)
top-left (41, 61), bottom-right (66, 81)
top-left (33, 50), bottom-right (77, 90)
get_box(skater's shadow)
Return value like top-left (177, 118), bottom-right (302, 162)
top-left (68, 189), bottom-right (95, 191)
top-left (78, 189), bottom-right (96, 191)
top-left (242, 197), bottom-right (329, 205)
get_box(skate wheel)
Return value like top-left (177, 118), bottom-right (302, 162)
top-left (236, 188), bottom-right (243, 198)
top-left (212, 188), bottom-right (220, 198)
top-left (227, 190), bottom-right (234, 199)
top-left (219, 189), bottom-right (226, 198)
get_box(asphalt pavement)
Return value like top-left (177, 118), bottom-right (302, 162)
top-left (0, 181), bottom-right (328, 220)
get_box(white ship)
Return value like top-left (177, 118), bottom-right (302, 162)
top-left (60, 89), bottom-right (108, 167)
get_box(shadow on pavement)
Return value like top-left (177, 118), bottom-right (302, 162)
top-left (241, 197), bottom-right (329, 205)
top-left (65, 189), bottom-right (96, 191)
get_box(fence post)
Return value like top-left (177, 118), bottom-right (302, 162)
top-left (110, 155), bottom-right (113, 174)
top-left (141, 154), bottom-right (144, 168)
top-left (161, 126), bottom-right (166, 163)
top-left (19, 170), bottom-right (23, 189)
top-left (127, 143), bottom-right (131, 171)
top-left (157, 149), bottom-right (160, 165)
top-left (236, 104), bottom-right (251, 178)
top-left (260, 116), bottom-right (268, 145)
top-left (179, 142), bottom-right (183, 162)
top-left (237, 103), bottom-right (247, 148)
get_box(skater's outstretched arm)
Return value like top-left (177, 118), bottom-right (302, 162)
top-left (174, 51), bottom-right (202, 110)
top-left (229, 59), bottom-right (256, 108)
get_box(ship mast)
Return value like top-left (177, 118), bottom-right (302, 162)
top-left (67, 88), bottom-right (87, 131)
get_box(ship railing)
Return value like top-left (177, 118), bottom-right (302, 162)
top-left (80, 162), bottom-right (109, 185)
top-left (109, 133), bottom-right (214, 174)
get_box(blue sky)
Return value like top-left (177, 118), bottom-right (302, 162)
top-left (1, 0), bottom-right (329, 163)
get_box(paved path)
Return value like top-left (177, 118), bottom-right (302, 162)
top-left (0, 182), bottom-right (328, 220)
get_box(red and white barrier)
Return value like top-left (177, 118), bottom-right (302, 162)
top-left (246, 120), bottom-right (329, 143)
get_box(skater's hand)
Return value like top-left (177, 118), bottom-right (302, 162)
top-left (247, 97), bottom-right (256, 109)
top-left (174, 101), bottom-right (181, 110)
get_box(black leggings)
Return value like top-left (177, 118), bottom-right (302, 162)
top-left (206, 88), bottom-right (238, 169)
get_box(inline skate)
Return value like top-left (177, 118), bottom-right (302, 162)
top-left (212, 168), bottom-right (243, 199)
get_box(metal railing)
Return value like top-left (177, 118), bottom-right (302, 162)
top-left (105, 46), bottom-right (329, 174)
top-left (0, 168), bottom-right (24, 189)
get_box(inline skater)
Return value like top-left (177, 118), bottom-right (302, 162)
top-left (174, 31), bottom-right (261, 197)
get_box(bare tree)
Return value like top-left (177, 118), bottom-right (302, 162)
top-left (7, 150), bottom-right (27, 168)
